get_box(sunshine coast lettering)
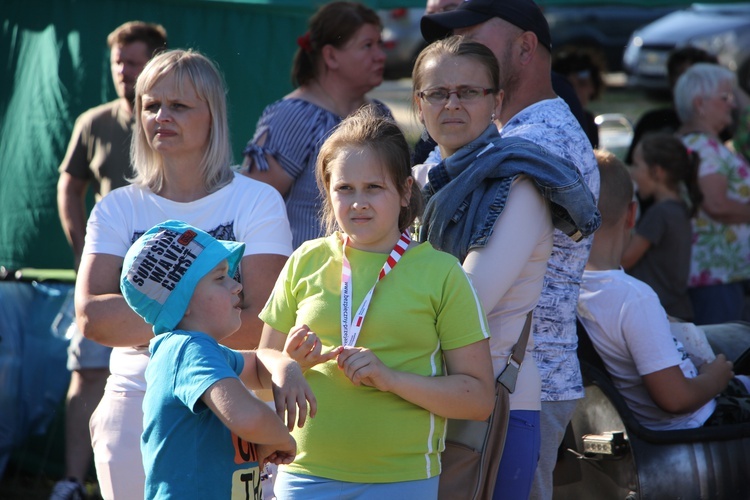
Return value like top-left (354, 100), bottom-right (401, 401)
top-left (129, 229), bottom-right (201, 298)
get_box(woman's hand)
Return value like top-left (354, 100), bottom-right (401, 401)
top-left (337, 346), bottom-right (395, 391)
top-left (284, 324), bottom-right (341, 371)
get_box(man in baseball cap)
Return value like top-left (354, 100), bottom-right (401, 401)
top-left (419, 2), bottom-right (601, 499)
top-left (421, 0), bottom-right (552, 51)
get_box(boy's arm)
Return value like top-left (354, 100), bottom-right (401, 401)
top-left (201, 377), bottom-right (295, 459)
top-left (641, 354), bottom-right (734, 414)
top-left (238, 348), bottom-right (317, 430)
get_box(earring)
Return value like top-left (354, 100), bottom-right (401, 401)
top-left (490, 112), bottom-right (496, 122)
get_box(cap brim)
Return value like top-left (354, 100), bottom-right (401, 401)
top-left (219, 240), bottom-right (245, 278)
top-left (421, 10), bottom-right (493, 43)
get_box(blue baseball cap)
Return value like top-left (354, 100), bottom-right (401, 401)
top-left (421, 0), bottom-right (552, 51)
top-left (120, 220), bottom-right (245, 335)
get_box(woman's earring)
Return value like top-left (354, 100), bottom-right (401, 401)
top-left (490, 112), bottom-right (496, 122)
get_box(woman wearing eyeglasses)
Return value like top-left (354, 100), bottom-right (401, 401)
top-left (675, 63), bottom-right (750, 325)
top-left (413, 36), bottom-right (600, 500)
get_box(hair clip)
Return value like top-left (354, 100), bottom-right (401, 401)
top-left (297, 32), bottom-right (313, 53)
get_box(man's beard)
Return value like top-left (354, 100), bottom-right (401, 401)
top-left (498, 46), bottom-right (520, 110)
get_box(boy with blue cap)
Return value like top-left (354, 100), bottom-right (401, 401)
top-left (120, 220), bottom-right (313, 499)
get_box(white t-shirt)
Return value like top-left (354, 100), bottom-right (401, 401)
top-left (577, 268), bottom-right (716, 430)
top-left (83, 172), bottom-right (293, 392)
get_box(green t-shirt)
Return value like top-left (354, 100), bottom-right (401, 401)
top-left (260, 234), bottom-right (489, 483)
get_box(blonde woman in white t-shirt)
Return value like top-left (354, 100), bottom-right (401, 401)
top-left (75, 49), bottom-right (293, 499)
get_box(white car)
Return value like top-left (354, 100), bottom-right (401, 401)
top-left (623, 3), bottom-right (750, 92)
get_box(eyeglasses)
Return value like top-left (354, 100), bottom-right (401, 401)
top-left (417, 87), bottom-right (496, 104)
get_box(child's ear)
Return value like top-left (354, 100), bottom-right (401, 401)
top-left (625, 200), bottom-right (638, 229)
top-left (402, 176), bottom-right (414, 207)
top-left (652, 164), bottom-right (667, 182)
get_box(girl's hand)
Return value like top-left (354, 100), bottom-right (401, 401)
top-left (257, 435), bottom-right (296, 466)
top-left (284, 324), bottom-right (341, 371)
top-left (270, 357), bottom-right (317, 430)
top-left (337, 346), bottom-right (395, 392)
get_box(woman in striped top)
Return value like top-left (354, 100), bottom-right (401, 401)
top-left (242, 1), bottom-right (392, 249)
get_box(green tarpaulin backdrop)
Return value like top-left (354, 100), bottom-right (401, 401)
top-left (1, 0), bottom-right (421, 270)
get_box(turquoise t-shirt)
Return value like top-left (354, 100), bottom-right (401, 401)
top-left (142, 330), bottom-right (262, 499)
top-left (260, 234), bottom-right (489, 483)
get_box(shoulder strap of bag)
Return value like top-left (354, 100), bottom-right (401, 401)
top-left (497, 311), bottom-right (533, 394)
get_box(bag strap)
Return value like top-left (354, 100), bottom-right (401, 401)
top-left (497, 311), bottom-right (533, 393)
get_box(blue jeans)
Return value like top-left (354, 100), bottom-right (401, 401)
top-left (0, 281), bottom-right (73, 476)
top-left (689, 282), bottom-right (745, 325)
top-left (274, 470), bottom-right (439, 500)
top-left (494, 410), bottom-right (541, 500)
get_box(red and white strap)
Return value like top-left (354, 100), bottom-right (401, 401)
top-left (340, 231), bottom-right (410, 347)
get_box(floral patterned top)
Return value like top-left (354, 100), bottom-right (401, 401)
top-left (733, 105), bottom-right (750, 164)
top-left (682, 132), bottom-right (750, 286)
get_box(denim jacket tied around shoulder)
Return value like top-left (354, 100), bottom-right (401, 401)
top-left (419, 124), bottom-right (601, 263)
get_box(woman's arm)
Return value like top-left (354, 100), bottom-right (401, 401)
top-left (621, 233), bottom-right (652, 270)
top-left (242, 128), bottom-right (294, 196)
top-left (76, 252), bottom-right (154, 347)
top-left (462, 178), bottom-right (552, 311)
top-left (336, 340), bottom-right (495, 420)
top-left (699, 173), bottom-right (750, 224)
top-left (222, 253), bottom-right (288, 351)
top-left (77, 251), bottom-right (285, 349)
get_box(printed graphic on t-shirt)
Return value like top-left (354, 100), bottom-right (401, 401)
top-left (231, 432), bottom-right (261, 500)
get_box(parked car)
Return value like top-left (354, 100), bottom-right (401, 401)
top-left (379, 1), bottom-right (723, 80)
top-left (380, 1), bottom-right (749, 80)
top-left (623, 3), bottom-right (750, 92)
top-left (379, 7), bottom-right (427, 80)
top-left (538, 0), bottom-right (680, 72)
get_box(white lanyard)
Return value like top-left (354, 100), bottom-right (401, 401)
top-left (340, 231), bottom-right (411, 347)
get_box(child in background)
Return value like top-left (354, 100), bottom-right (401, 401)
top-left (578, 151), bottom-right (750, 431)
top-left (621, 133), bottom-right (703, 321)
top-left (259, 107), bottom-right (495, 499)
top-left (120, 220), bottom-right (314, 499)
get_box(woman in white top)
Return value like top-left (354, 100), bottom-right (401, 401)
top-left (75, 50), bottom-right (293, 499)
top-left (413, 36), bottom-right (553, 500)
